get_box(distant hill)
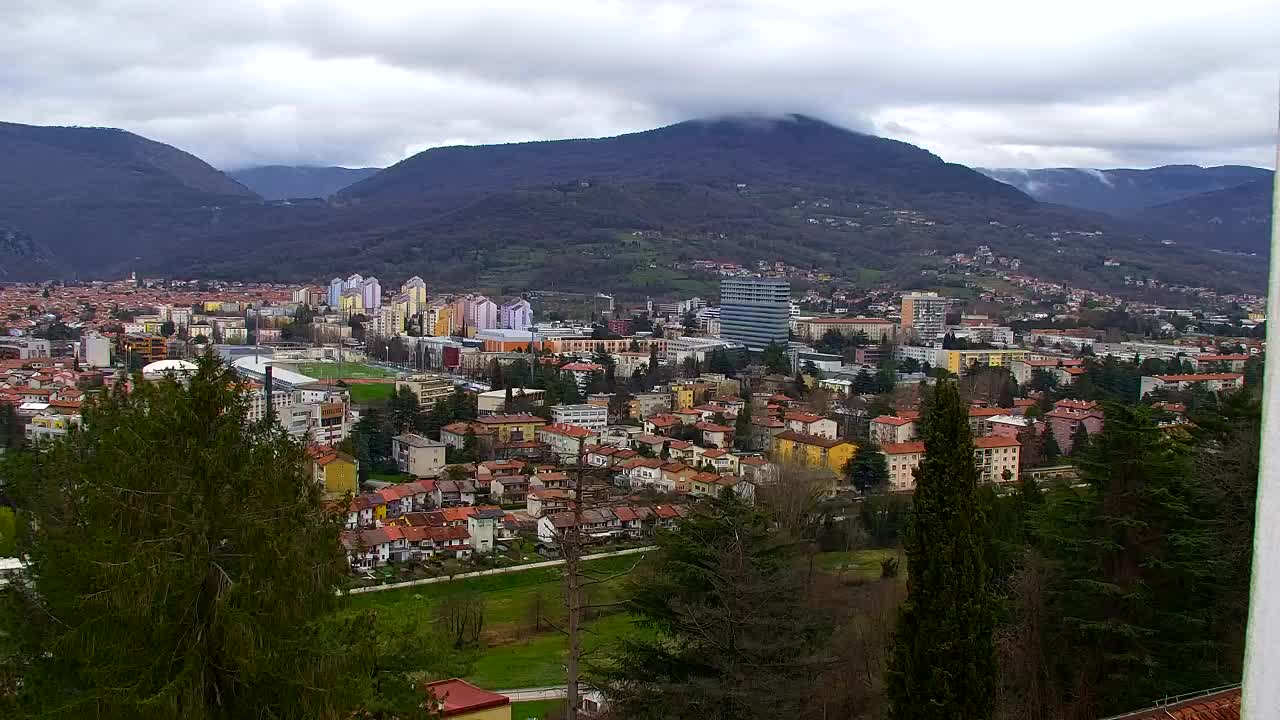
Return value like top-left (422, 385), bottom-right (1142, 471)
top-left (979, 165), bottom-right (1271, 213)
top-left (1134, 177), bottom-right (1274, 254)
top-left (0, 121), bottom-right (258, 277)
top-left (343, 115), bottom-right (1033, 205)
top-left (230, 165), bottom-right (380, 200)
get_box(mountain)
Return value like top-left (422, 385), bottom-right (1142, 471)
top-left (342, 115), bottom-right (1033, 205)
top-left (978, 165), bottom-right (1271, 213)
top-left (0, 121), bottom-right (258, 277)
top-left (1134, 177), bottom-right (1274, 254)
top-left (230, 165), bottom-right (381, 200)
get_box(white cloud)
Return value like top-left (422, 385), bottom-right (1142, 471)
top-left (1, 0), bottom-right (1276, 169)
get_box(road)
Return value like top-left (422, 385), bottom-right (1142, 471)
top-left (500, 686), bottom-right (568, 701)
top-left (342, 545), bottom-right (654, 596)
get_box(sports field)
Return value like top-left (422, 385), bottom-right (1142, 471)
top-left (289, 362), bottom-right (398, 380)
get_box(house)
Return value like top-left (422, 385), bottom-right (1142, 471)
top-left (1140, 373), bottom-right (1244, 397)
top-left (672, 408), bottom-right (704, 425)
top-left (664, 439), bottom-right (694, 462)
top-left (1011, 357), bottom-right (1084, 386)
top-left (474, 414), bottom-right (547, 443)
top-left (476, 459), bottom-right (526, 478)
top-left (586, 445), bottom-right (637, 468)
top-left (306, 446), bottom-right (358, 500)
top-left (783, 411), bottom-right (837, 439)
top-left (694, 421), bottom-right (734, 449)
top-left (527, 488), bottom-right (572, 517)
top-left (644, 414), bottom-right (680, 435)
top-left (612, 505), bottom-right (644, 538)
top-left (618, 457), bottom-right (665, 489)
top-left (694, 447), bottom-right (739, 474)
top-left (560, 361), bottom-right (604, 389)
top-left (421, 679), bottom-right (511, 720)
top-left (659, 462), bottom-right (698, 492)
top-left (536, 422), bottom-right (597, 463)
top-left (530, 470), bottom-right (571, 490)
top-left (401, 525), bottom-right (473, 560)
top-left (747, 416), bottom-right (786, 451)
top-left (376, 484), bottom-right (418, 518)
top-left (341, 526), bottom-right (408, 569)
top-left (467, 508), bottom-right (504, 554)
top-left (1045, 399), bottom-right (1105, 455)
top-left (1190, 353), bottom-right (1250, 372)
top-left (392, 433), bottom-right (447, 477)
top-left (968, 406), bottom-right (1011, 436)
top-left (869, 415), bottom-right (915, 445)
top-left (630, 433), bottom-right (667, 457)
top-left (770, 430), bottom-right (856, 475)
top-left (489, 475), bottom-right (530, 504)
top-left (440, 421), bottom-right (492, 450)
top-left (738, 456), bottom-right (779, 486)
top-left (434, 479), bottom-right (478, 507)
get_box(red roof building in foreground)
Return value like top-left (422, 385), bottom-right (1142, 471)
top-left (421, 678), bottom-right (511, 718)
top-left (1106, 686), bottom-right (1239, 720)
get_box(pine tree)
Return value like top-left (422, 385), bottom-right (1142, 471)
top-left (1041, 426), bottom-right (1062, 463)
top-left (598, 490), bottom-right (829, 720)
top-left (843, 443), bottom-right (889, 492)
top-left (0, 353), bottom-right (367, 719)
top-left (1034, 404), bottom-right (1218, 716)
top-left (733, 399), bottom-right (752, 450)
top-left (887, 380), bottom-right (996, 720)
top-left (1070, 421), bottom-right (1091, 455)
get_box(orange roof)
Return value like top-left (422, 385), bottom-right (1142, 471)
top-left (1111, 687), bottom-right (1239, 720)
top-left (881, 441), bottom-right (926, 455)
top-left (974, 436), bottom-right (1020, 449)
top-left (775, 430), bottom-right (851, 449)
top-left (476, 414), bottom-right (546, 425)
top-left (1155, 373), bottom-right (1243, 382)
top-left (968, 407), bottom-right (1010, 417)
top-left (806, 316), bottom-right (892, 324)
top-left (872, 415), bottom-right (913, 426)
top-left (538, 422), bottom-right (595, 438)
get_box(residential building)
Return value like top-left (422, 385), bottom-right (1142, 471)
top-left (719, 278), bottom-right (791, 351)
top-left (1011, 357), bottom-right (1084, 386)
top-left (901, 292), bottom-right (947, 342)
top-left (551, 403), bottom-right (608, 433)
top-left (883, 436), bottom-right (1021, 492)
top-left (537, 422), bottom-right (596, 462)
top-left (421, 679), bottom-right (511, 720)
top-left (397, 373), bottom-right (455, 407)
top-left (392, 433), bottom-right (447, 477)
top-left (937, 348), bottom-right (1030, 374)
top-left (499, 298), bottom-right (533, 332)
top-left (632, 392), bottom-right (673, 419)
top-left (467, 508), bottom-right (503, 554)
top-left (1046, 399), bottom-right (1106, 455)
top-left (870, 415), bottom-right (916, 445)
top-left (474, 414), bottom-right (546, 444)
top-left (1190, 354), bottom-right (1250, 372)
top-left (119, 334), bottom-right (168, 364)
top-left (783, 410), bottom-right (837, 439)
top-left (695, 421), bottom-right (734, 448)
top-left (477, 387), bottom-right (544, 414)
top-left (770, 430), bottom-right (856, 475)
top-left (25, 412), bottom-right (80, 444)
top-left (307, 446), bottom-right (358, 500)
top-left (1140, 373), bottom-right (1245, 397)
top-left (81, 331), bottom-right (112, 368)
top-left (664, 336), bottom-right (743, 367)
top-left (361, 276), bottom-right (382, 310)
top-left (560, 361), bottom-right (604, 390)
top-left (795, 316), bottom-right (896, 343)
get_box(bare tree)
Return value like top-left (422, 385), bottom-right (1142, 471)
top-left (994, 553), bottom-right (1054, 720)
top-left (436, 591), bottom-right (486, 650)
top-left (754, 461), bottom-right (835, 537)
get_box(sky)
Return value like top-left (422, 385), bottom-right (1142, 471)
top-left (3, 0), bottom-right (1277, 171)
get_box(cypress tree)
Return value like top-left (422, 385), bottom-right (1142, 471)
top-left (0, 353), bottom-right (366, 719)
top-left (887, 380), bottom-right (996, 720)
top-left (1041, 426), bottom-right (1062, 463)
top-left (1070, 421), bottom-right (1091, 455)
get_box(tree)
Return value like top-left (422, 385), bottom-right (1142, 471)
top-left (887, 380), bottom-right (996, 720)
top-left (843, 443), bottom-right (889, 492)
top-left (762, 342), bottom-right (790, 375)
top-left (1040, 427), bottom-right (1061, 464)
top-left (436, 592), bottom-right (486, 650)
top-left (0, 353), bottom-right (368, 719)
top-left (1034, 404), bottom-right (1221, 717)
top-left (599, 490), bottom-right (829, 720)
top-left (0, 506), bottom-right (15, 557)
top-left (160, 320), bottom-right (175, 337)
top-left (1069, 422), bottom-right (1090, 455)
top-left (733, 399), bottom-right (752, 450)
top-left (388, 386), bottom-right (421, 433)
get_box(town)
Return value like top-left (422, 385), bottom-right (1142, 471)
top-left (0, 260), bottom-right (1263, 720)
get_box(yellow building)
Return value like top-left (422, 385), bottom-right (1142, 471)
top-left (670, 384), bottom-right (695, 411)
top-left (474, 414), bottom-right (546, 443)
top-left (432, 305), bottom-right (454, 336)
top-left (339, 291), bottom-right (364, 317)
top-left (938, 348), bottom-right (1030, 374)
top-left (422, 679), bottom-right (511, 720)
top-left (308, 447), bottom-right (358, 499)
top-left (770, 430), bottom-right (856, 475)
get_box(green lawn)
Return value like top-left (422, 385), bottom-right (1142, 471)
top-left (290, 362), bottom-right (398, 380)
top-left (511, 699), bottom-right (563, 720)
top-left (344, 554), bottom-right (645, 627)
top-left (369, 471), bottom-right (411, 483)
top-left (349, 383), bottom-right (396, 404)
top-left (466, 612), bottom-right (647, 689)
top-left (814, 548), bottom-right (903, 579)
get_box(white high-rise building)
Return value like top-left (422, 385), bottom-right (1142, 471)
top-left (327, 278), bottom-right (344, 307)
top-left (81, 331), bottom-right (112, 368)
top-left (500, 298), bottom-right (533, 332)
top-left (361, 276), bottom-right (382, 310)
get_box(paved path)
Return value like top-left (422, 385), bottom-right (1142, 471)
top-left (342, 545), bottom-right (654, 596)
top-left (500, 685), bottom-right (568, 701)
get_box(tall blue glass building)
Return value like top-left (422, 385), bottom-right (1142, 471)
top-left (719, 278), bottom-right (790, 351)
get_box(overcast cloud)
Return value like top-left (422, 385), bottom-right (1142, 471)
top-left (2, 0), bottom-right (1277, 171)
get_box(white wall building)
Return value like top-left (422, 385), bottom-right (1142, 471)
top-left (551, 404), bottom-right (609, 433)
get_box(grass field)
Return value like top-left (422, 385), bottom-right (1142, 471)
top-left (815, 548), bottom-right (903, 579)
top-left (511, 700), bottom-right (563, 720)
top-left (290, 362), bottom-right (398, 380)
top-left (349, 383), bottom-right (396, 404)
top-left (467, 611), bottom-right (646, 688)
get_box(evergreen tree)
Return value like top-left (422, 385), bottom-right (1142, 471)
top-left (733, 399), bottom-right (752, 451)
top-left (387, 386), bottom-right (421, 434)
top-left (887, 380), bottom-right (996, 720)
top-left (842, 443), bottom-right (889, 492)
top-left (1041, 426), bottom-right (1062, 463)
top-left (0, 354), bottom-right (367, 719)
top-left (598, 490), bottom-right (829, 720)
top-left (1070, 421), bottom-right (1091, 455)
top-left (1034, 404), bottom-right (1219, 716)
top-left (762, 342), bottom-right (790, 375)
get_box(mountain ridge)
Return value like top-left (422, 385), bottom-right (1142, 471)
top-left (978, 164), bottom-right (1271, 213)
top-left (230, 165), bottom-right (381, 201)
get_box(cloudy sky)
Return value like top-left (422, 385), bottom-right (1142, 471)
top-left (3, 0), bottom-right (1277, 171)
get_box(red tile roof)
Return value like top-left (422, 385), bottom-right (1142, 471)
top-left (974, 436), bottom-right (1020, 449)
top-left (695, 421), bottom-right (734, 433)
top-left (1155, 373), bottom-right (1243, 382)
top-left (422, 679), bottom-right (510, 717)
top-left (774, 429), bottom-right (851, 449)
top-left (476, 414), bottom-right (546, 425)
top-left (871, 415), bottom-right (913, 426)
top-left (880, 441), bottom-right (926, 455)
top-left (538, 422), bottom-right (595, 438)
top-left (968, 407), bottom-right (1011, 417)
top-left (1108, 687), bottom-right (1239, 720)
